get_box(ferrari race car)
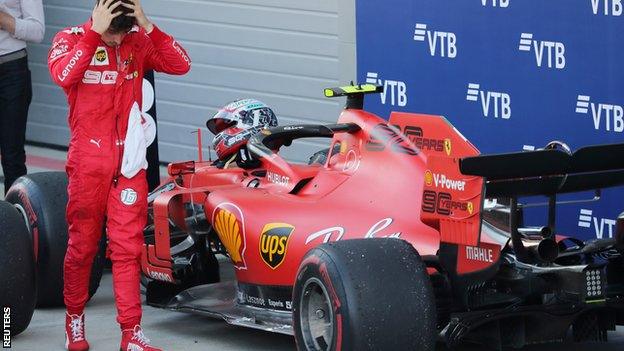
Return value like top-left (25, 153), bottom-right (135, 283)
top-left (139, 84), bottom-right (624, 350)
top-left (2, 84), bottom-right (624, 350)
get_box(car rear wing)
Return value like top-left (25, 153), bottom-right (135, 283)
top-left (460, 142), bottom-right (624, 197)
top-left (460, 142), bottom-right (624, 263)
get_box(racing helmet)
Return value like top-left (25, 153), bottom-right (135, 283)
top-left (209, 99), bottom-right (278, 160)
top-left (206, 99), bottom-right (278, 135)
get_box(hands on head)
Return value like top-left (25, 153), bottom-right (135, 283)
top-left (121, 0), bottom-right (153, 33)
top-left (91, 0), bottom-right (123, 34)
top-left (92, 0), bottom-right (152, 35)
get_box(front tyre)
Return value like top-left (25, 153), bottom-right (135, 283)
top-left (292, 239), bottom-right (436, 351)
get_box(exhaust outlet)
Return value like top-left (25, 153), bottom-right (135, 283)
top-left (532, 239), bottom-right (559, 263)
top-left (518, 226), bottom-right (552, 239)
top-left (511, 237), bottom-right (560, 263)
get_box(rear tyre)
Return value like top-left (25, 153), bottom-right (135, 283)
top-left (5, 172), bottom-right (105, 307)
top-left (293, 238), bottom-right (436, 351)
top-left (0, 200), bottom-right (36, 335)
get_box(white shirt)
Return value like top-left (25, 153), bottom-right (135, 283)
top-left (0, 0), bottom-right (44, 56)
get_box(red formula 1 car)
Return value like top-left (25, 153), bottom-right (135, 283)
top-left (136, 85), bottom-right (624, 350)
top-left (4, 85), bottom-right (624, 350)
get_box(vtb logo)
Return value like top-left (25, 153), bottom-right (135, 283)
top-left (366, 72), bottom-right (407, 107)
top-left (466, 83), bottom-right (511, 119)
top-left (578, 209), bottom-right (617, 239)
top-left (576, 95), bottom-right (624, 133)
top-left (413, 23), bottom-right (457, 58)
top-left (518, 33), bottom-right (566, 69)
top-left (591, 0), bottom-right (622, 16)
top-left (482, 0), bottom-right (510, 7)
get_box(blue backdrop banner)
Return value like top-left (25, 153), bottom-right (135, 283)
top-left (356, 0), bottom-right (623, 240)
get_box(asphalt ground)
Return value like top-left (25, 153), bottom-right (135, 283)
top-left (4, 146), bottom-right (624, 350)
top-left (11, 272), bottom-right (297, 351)
top-left (9, 269), bottom-right (624, 351)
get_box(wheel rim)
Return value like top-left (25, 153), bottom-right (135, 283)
top-left (299, 277), bottom-right (334, 351)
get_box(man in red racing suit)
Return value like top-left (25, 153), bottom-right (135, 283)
top-left (47, 1), bottom-right (190, 350)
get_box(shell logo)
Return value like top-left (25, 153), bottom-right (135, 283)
top-left (213, 207), bottom-right (245, 267)
top-left (467, 202), bottom-right (474, 215)
top-left (424, 170), bottom-right (433, 186)
top-left (444, 138), bottom-right (452, 156)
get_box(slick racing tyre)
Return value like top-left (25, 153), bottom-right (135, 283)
top-left (0, 200), bottom-right (36, 336)
top-left (6, 172), bottom-right (105, 307)
top-left (293, 238), bottom-right (436, 351)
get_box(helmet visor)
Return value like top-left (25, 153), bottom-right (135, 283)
top-left (206, 109), bottom-right (238, 134)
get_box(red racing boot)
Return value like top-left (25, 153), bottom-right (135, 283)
top-left (120, 325), bottom-right (163, 351)
top-left (65, 312), bottom-right (89, 351)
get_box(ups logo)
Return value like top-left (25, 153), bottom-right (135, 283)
top-left (95, 48), bottom-right (107, 62)
top-left (259, 223), bottom-right (294, 269)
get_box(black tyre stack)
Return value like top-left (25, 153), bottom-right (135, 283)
top-left (5, 172), bottom-right (104, 307)
top-left (0, 200), bottom-right (36, 336)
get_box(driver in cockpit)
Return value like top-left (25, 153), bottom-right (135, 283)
top-left (206, 99), bottom-right (278, 169)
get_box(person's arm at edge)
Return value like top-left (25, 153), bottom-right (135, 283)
top-left (13, 0), bottom-right (45, 43)
top-left (0, 9), bottom-right (16, 35)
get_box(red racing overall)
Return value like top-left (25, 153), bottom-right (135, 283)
top-left (48, 21), bottom-right (190, 329)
